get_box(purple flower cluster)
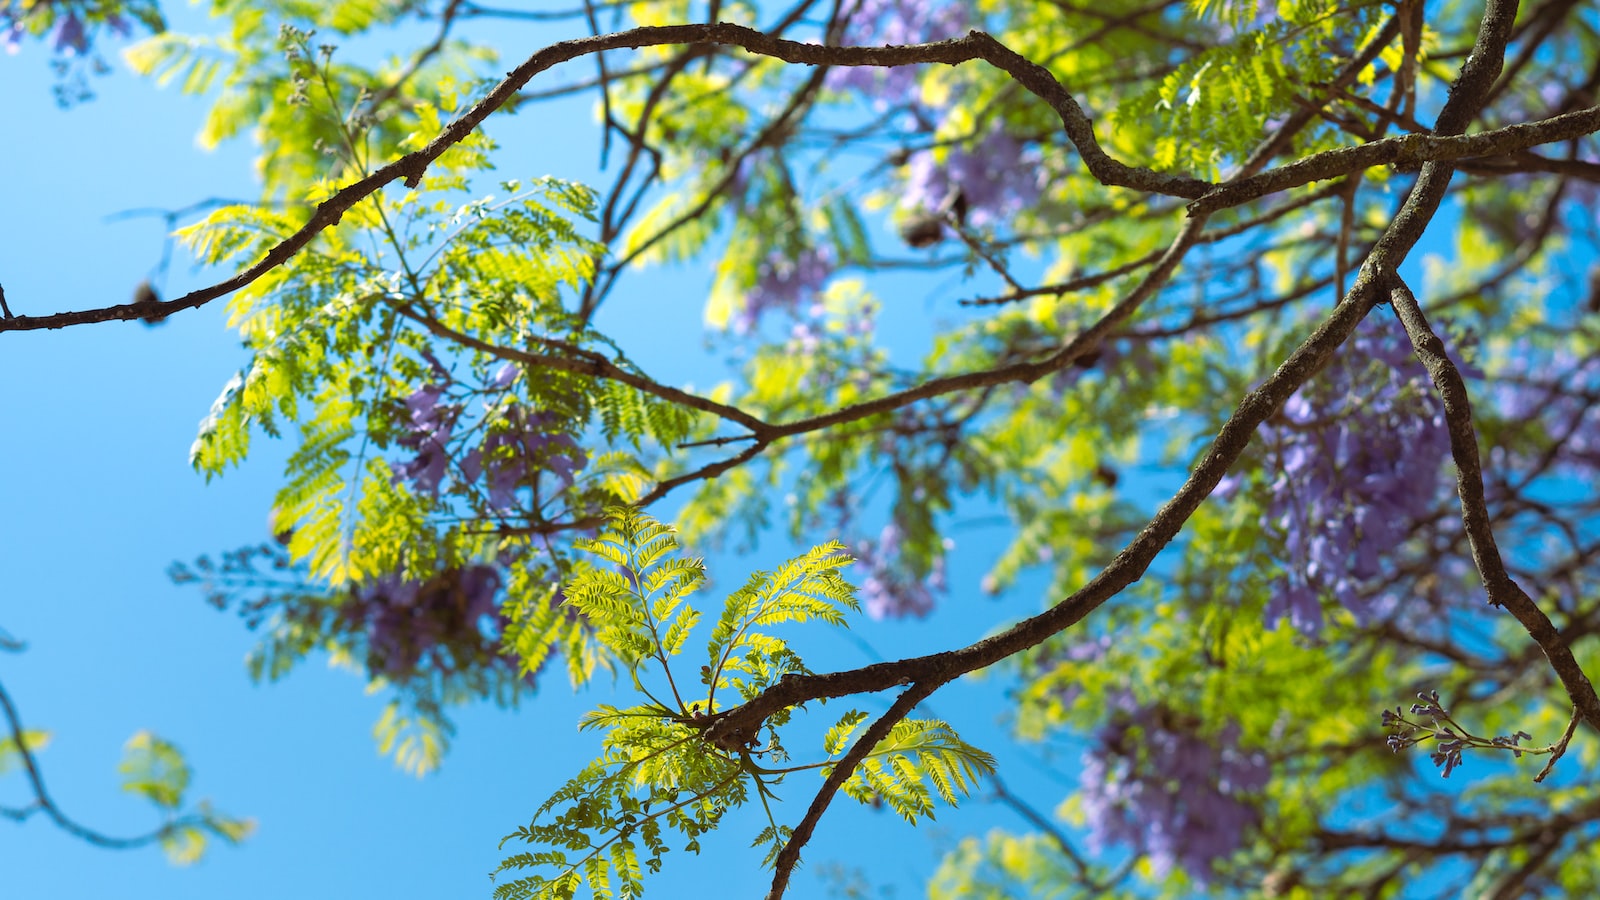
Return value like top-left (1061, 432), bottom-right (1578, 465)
top-left (737, 246), bottom-right (835, 332)
top-left (1489, 347), bottom-right (1600, 478)
top-left (396, 382), bottom-right (462, 493)
top-left (1080, 704), bottom-right (1269, 881)
top-left (1250, 315), bottom-right (1450, 635)
top-left (393, 362), bottom-right (587, 507)
top-left (825, 0), bottom-right (968, 98)
top-left (1382, 690), bottom-right (1533, 779)
top-left (461, 407), bottom-right (587, 508)
top-left (2, 2), bottom-right (135, 56)
top-left (904, 127), bottom-right (1041, 229)
top-left (342, 564), bottom-right (503, 678)
top-left (852, 523), bottom-right (947, 619)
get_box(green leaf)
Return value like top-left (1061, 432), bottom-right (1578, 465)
top-left (0, 728), bottom-right (50, 777)
top-left (119, 731), bottom-right (191, 810)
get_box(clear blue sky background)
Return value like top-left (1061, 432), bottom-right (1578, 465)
top-left (0, 8), bottom-right (1070, 898)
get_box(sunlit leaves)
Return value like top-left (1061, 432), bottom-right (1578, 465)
top-left (0, 728), bottom-right (51, 776)
top-left (124, 0), bottom-right (1600, 893)
top-left (705, 540), bottom-right (856, 690)
top-left (128, 5), bottom-right (495, 195)
top-left (494, 508), bottom-right (984, 897)
top-left (833, 718), bottom-right (996, 824)
top-left (119, 731), bottom-right (192, 810)
top-left (373, 701), bottom-right (451, 777)
top-left (929, 830), bottom-right (1080, 900)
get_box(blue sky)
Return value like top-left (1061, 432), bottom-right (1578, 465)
top-left (0, 9), bottom-right (1070, 898)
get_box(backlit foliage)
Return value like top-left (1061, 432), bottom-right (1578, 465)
top-left (8, 0), bottom-right (1600, 894)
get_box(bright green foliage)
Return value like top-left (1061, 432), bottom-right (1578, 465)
top-left (372, 701), bottom-right (453, 777)
top-left (126, 4), bottom-right (495, 196)
top-left (119, 731), bottom-right (256, 865)
top-left (928, 830), bottom-right (1081, 900)
top-left (0, 728), bottom-right (51, 777)
top-left (493, 508), bottom-right (989, 898)
top-left (164, 38), bottom-right (731, 770)
top-left (832, 718), bottom-right (997, 824)
top-left (119, 730), bottom-right (192, 810)
top-left (98, 0), bottom-right (1600, 893)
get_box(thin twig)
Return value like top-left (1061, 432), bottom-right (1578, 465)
top-left (764, 681), bottom-right (938, 900)
top-left (1535, 706), bottom-right (1582, 782)
top-left (0, 677), bottom-right (217, 848)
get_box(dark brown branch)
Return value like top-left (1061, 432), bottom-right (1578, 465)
top-left (1189, 104), bottom-right (1600, 216)
top-left (764, 681), bottom-right (938, 900)
top-left (706, 271), bottom-right (1388, 764)
top-left (0, 24), bottom-right (1208, 335)
top-left (1535, 706), bottom-right (1581, 782)
top-left (1386, 277), bottom-right (1600, 734)
top-left (1458, 151), bottom-right (1600, 182)
top-left (711, 0), bottom-right (1520, 814)
top-left (386, 299), bottom-right (774, 434)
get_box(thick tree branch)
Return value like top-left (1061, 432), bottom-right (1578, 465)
top-left (706, 274), bottom-right (1388, 760)
top-left (1189, 103), bottom-right (1600, 216)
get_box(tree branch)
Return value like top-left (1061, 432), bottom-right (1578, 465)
top-left (1189, 103), bottom-right (1600, 216)
top-left (764, 680), bottom-right (938, 900)
top-left (708, 0), bottom-right (1520, 781)
top-left (1385, 277), bottom-right (1600, 734)
top-left (0, 677), bottom-right (219, 850)
top-left (706, 271), bottom-right (1388, 762)
top-left (0, 24), bottom-right (1208, 334)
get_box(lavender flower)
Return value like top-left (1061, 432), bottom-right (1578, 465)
top-left (394, 359), bottom-right (585, 506)
top-left (737, 246), bottom-right (834, 332)
top-left (1383, 690), bottom-right (1538, 778)
top-left (50, 11), bottom-right (86, 55)
top-left (395, 383), bottom-right (463, 495)
top-left (904, 127), bottom-right (1041, 229)
top-left (489, 361), bottom-right (518, 390)
top-left (825, 0), bottom-right (968, 98)
top-left (852, 523), bottom-right (946, 619)
top-left (2, 3), bottom-right (141, 60)
top-left (1080, 705), bottom-right (1269, 881)
top-left (1252, 315), bottom-right (1450, 635)
top-left (345, 564), bottom-right (504, 679)
top-left (461, 407), bottom-right (588, 509)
